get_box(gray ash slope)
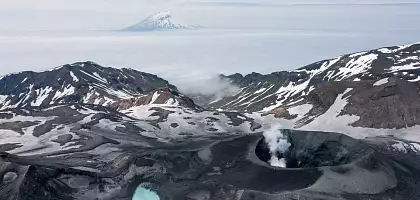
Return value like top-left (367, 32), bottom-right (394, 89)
top-left (208, 42), bottom-right (420, 130)
top-left (1, 42), bottom-right (420, 200)
top-left (1, 128), bottom-right (420, 200)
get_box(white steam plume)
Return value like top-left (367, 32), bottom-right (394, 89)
top-left (263, 124), bottom-right (291, 168)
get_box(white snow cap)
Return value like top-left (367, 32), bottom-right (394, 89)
top-left (123, 11), bottom-right (195, 31)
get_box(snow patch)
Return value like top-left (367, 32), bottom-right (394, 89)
top-left (254, 88), bottom-right (266, 94)
top-left (102, 87), bottom-right (133, 99)
top-left (20, 77), bottom-right (28, 83)
top-left (0, 95), bottom-right (8, 104)
top-left (390, 141), bottom-right (420, 154)
top-left (150, 92), bottom-right (160, 104)
top-left (389, 61), bottom-right (420, 72)
top-left (349, 51), bottom-right (367, 58)
top-left (52, 85), bottom-right (75, 102)
top-left (333, 54), bottom-right (378, 81)
top-left (70, 71), bottom-right (79, 82)
top-left (408, 76), bottom-right (420, 82)
top-left (378, 47), bottom-right (394, 54)
top-left (287, 104), bottom-right (313, 117)
top-left (262, 57), bottom-right (341, 112)
top-left (80, 70), bottom-right (107, 84)
top-left (31, 86), bottom-right (53, 106)
top-left (300, 88), bottom-right (359, 131)
top-left (373, 78), bottom-right (389, 86)
top-left (93, 72), bottom-right (108, 83)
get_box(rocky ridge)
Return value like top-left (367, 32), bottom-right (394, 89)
top-left (1, 42), bottom-right (420, 200)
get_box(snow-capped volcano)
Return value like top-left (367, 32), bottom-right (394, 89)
top-left (123, 11), bottom-right (193, 31)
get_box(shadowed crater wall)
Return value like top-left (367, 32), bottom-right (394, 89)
top-left (255, 129), bottom-right (373, 168)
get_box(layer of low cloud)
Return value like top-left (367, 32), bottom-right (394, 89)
top-left (174, 75), bottom-right (240, 105)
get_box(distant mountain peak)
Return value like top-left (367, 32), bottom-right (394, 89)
top-left (123, 11), bottom-right (197, 31)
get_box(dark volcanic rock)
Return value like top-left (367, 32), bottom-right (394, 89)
top-left (51, 134), bottom-right (73, 146)
top-left (0, 121), bottom-right (38, 135)
top-left (344, 78), bottom-right (420, 129)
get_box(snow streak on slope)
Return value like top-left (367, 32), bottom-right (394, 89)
top-left (210, 42), bottom-right (420, 113)
top-left (0, 62), bottom-right (176, 110)
top-left (70, 71), bottom-right (79, 82)
top-left (262, 56), bottom-right (342, 112)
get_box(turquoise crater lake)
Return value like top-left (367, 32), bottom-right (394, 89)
top-left (132, 186), bottom-right (160, 200)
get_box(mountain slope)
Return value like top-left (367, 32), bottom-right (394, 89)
top-left (123, 11), bottom-right (194, 31)
top-left (0, 61), bottom-right (179, 110)
top-left (210, 43), bottom-right (420, 112)
top-left (207, 42), bottom-right (420, 131)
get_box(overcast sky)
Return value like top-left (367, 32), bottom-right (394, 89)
top-left (1, 0), bottom-right (420, 31)
top-left (1, 0), bottom-right (420, 94)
